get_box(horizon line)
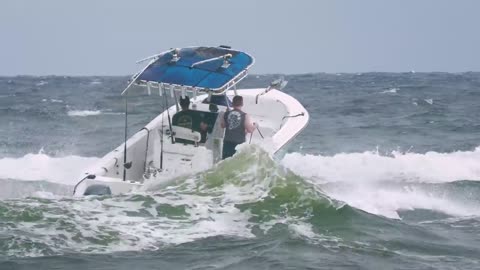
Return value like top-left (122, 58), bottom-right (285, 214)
top-left (1, 70), bottom-right (480, 78)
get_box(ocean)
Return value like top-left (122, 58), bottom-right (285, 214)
top-left (1, 73), bottom-right (480, 269)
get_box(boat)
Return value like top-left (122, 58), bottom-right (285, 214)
top-left (73, 46), bottom-right (309, 196)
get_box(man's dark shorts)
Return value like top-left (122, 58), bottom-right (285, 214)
top-left (222, 141), bottom-right (238, 159)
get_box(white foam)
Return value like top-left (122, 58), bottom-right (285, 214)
top-left (0, 153), bottom-right (99, 185)
top-left (380, 88), bottom-right (399, 94)
top-left (322, 183), bottom-right (480, 219)
top-left (67, 110), bottom-right (102, 117)
top-left (31, 191), bottom-right (58, 199)
top-left (424, 98), bottom-right (434, 105)
top-left (282, 147), bottom-right (480, 219)
top-left (0, 147), bottom-right (281, 255)
top-left (5, 145), bottom-right (480, 256)
top-left (289, 222), bottom-right (317, 239)
top-left (35, 80), bottom-right (48, 86)
top-left (6, 183), bottom-right (257, 255)
top-left (282, 148), bottom-right (480, 184)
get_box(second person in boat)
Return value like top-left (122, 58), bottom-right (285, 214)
top-left (172, 96), bottom-right (208, 143)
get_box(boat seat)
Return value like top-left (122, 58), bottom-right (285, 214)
top-left (172, 126), bottom-right (201, 145)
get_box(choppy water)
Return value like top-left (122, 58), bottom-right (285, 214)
top-left (1, 73), bottom-right (480, 269)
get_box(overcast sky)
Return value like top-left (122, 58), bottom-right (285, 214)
top-left (1, 0), bottom-right (479, 75)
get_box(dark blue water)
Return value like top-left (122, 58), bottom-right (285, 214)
top-left (1, 73), bottom-right (480, 269)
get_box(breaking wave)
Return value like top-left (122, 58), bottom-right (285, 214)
top-left (282, 147), bottom-right (480, 218)
top-left (0, 153), bottom-right (98, 184)
top-left (380, 88), bottom-right (399, 94)
top-left (67, 110), bottom-right (102, 117)
top-left (281, 147), bottom-right (480, 184)
top-left (0, 146), bottom-right (341, 257)
top-left (1, 146), bottom-right (480, 257)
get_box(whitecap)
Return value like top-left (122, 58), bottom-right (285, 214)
top-left (282, 147), bottom-right (480, 185)
top-left (67, 110), bottom-right (102, 116)
top-left (0, 153), bottom-right (99, 185)
top-left (380, 88), bottom-right (399, 94)
top-left (320, 182), bottom-right (479, 219)
top-left (36, 80), bottom-right (48, 86)
top-left (282, 147), bottom-right (480, 219)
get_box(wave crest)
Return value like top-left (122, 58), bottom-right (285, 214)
top-left (67, 110), bottom-right (102, 117)
top-left (2, 146), bottom-right (480, 257)
top-left (282, 147), bottom-right (480, 184)
top-left (282, 148), bottom-right (480, 219)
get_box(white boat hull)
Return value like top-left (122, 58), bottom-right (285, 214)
top-left (73, 88), bottom-right (309, 196)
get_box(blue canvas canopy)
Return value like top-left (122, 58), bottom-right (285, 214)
top-left (129, 46), bottom-right (254, 94)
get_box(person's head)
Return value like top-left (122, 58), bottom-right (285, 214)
top-left (209, 103), bottom-right (219, 112)
top-left (232, 95), bottom-right (243, 108)
top-left (179, 96), bottom-right (190, 110)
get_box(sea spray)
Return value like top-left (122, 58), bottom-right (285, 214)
top-left (0, 153), bottom-right (99, 184)
top-left (0, 146), bottom-right (347, 257)
top-left (282, 149), bottom-right (480, 219)
top-left (2, 73), bottom-right (480, 268)
top-left (282, 147), bottom-right (480, 184)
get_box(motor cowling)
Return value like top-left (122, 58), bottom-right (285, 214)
top-left (83, 184), bottom-right (112, 196)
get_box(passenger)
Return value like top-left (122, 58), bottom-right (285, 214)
top-left (209, 103), bottom-right (219, 113)
top-left (172, 96), bottom-right (208, 143)
top-left (220, 95), bottom-right (256, 159)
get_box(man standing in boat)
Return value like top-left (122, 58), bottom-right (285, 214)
top-left (221, 95), bottom-right (256, 159)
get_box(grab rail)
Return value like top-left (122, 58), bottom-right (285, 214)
top-left (141, 127), bottom-right (151, 174)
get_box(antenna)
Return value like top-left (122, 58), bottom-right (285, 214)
top-left (221, 54), bottom-right (232, 69)
top-left (170, 48), bottom-right (180, 63)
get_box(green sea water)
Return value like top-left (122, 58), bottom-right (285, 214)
top-left (1, 74), bottom-right (480, 269)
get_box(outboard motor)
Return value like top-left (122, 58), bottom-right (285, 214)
top-left (83, 184), bottom-right (112, 196)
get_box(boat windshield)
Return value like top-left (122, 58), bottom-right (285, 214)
top-left (172, 110), bottom-right (219, 144)
top-left (202, 94), bottom-right (232, 107)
